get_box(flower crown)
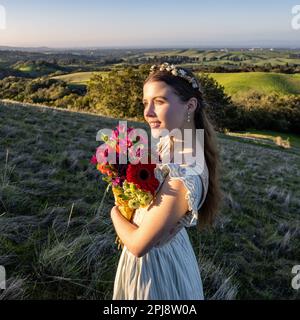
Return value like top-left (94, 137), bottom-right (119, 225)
top-left (149, 62), bottom-right (202, 93)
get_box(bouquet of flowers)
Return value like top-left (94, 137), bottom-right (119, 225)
top-left (90, 124), bottom-right (160, 250)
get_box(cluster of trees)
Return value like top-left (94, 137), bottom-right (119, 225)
top-left (193, 63), bottom-right (300, 74)
top-left (88, 65), bottom-right (147, 119)
top-left (12, 60), bottom-right (68, 77)
top-left (130, 55), bottom-right (201, 65)
top-left (233, 93), bottom-right (300, 134)
top-left (0, 76), bottom-right (89, 110)
top-left (0, 67), bottom-right (25, 79)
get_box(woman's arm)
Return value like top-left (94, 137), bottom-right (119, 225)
top-left (110, 206), bottom-right (139, 254)
top-left (111, 175), bottom-right (189, 258)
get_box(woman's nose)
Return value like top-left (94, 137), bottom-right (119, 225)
top-left (144, 102), bottom-right (156, 117)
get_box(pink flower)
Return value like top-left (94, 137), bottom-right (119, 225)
top-left (90, 154), bottom-right (98, 165)
top-left (112, 177), bottom-right (121, 186)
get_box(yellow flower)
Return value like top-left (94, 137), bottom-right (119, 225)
top-left (128, 199), bottom-right (139, 209)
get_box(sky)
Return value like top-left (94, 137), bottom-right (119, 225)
top-left (0, 0), bottom-right (299, 48)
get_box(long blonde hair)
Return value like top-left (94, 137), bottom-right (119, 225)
top-left (144, 66), bottom-right (223, 230)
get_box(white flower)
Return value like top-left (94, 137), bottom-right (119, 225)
top-left (191, 79), bottom-right (198, 88)
top-left (149, 63), bottom-right (202, 93)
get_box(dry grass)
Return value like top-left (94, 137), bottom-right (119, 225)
top-left (0, 100), bottom-right (299, 300)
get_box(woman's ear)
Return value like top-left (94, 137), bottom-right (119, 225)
top-left (187, 97), bottom-right (197, 113)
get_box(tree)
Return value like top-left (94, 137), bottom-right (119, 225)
top-left (87, 66), bottom-right (147, 119)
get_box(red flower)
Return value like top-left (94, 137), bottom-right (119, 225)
top-left (126, 163), bottom-right (159, 195)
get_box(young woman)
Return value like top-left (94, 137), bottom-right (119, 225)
top-left (111, 62), bottom-right (222, 300)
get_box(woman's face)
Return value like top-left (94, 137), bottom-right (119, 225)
top-left (143, 81), bottom-right (187, 134)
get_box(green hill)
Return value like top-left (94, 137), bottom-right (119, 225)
top-left (52, 71), bottom-right (102, 85)
top-left (206, 72), bottom-right (300, 98)
top-left (0, 101), bottom-right (299, 299)
top-left (52, 71), bottom-right (111, 85)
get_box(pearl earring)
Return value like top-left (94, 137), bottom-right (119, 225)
top-left (187, 111), bottom-right (191, 123)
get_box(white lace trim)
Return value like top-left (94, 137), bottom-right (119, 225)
top-left (156, 162), bottom-right (203, 226)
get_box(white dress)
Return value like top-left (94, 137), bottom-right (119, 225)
top-left (112, 136), bottom-right (209, 300)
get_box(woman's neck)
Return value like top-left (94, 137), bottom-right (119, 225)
top-left (169, 126), bottom-right (197, 166)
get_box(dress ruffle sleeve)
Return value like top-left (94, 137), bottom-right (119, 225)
top-left (156, 163), bottom-right (205, 227)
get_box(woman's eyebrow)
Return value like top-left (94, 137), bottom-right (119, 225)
top-left (142, 96), bottom-right (168, 102)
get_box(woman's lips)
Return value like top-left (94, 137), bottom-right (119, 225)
top-left (149, 121), bottom-right (161, 128)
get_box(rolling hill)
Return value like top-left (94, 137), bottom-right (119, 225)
top-left (206, 72), bottom-right (300, 97)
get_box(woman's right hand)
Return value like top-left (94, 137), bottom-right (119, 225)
top-left (110, 205), bottom-right (119, 219)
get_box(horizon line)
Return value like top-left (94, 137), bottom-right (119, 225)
top-left (1, 44), bottom-right (300, 50)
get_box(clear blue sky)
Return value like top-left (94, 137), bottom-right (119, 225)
top-left (0, 0), bottom-right (299, 48)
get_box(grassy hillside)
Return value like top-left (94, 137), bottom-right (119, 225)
top-left (52, 71), bottom-right (112, 85)
top-left (0, 101), bottom-right (299, 300)
top-left (225, 129), bottom-right (300, 152)
top-left (52, 71), bottom-right (103, 85)
top-left (206, 72), bottom-right (300, 97)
